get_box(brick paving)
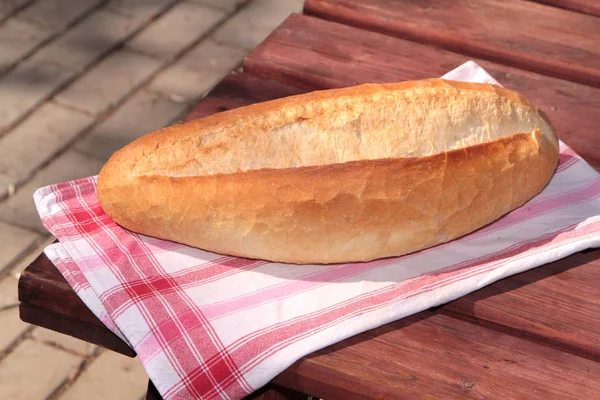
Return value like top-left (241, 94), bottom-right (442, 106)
top-left (0, 0), bottom-right (302, 397)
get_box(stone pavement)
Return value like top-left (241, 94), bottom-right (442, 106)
top-left (0, 0), bottom-right (303, 398)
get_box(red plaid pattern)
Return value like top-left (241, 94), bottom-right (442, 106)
top-left (35, 62), bottom-right (600, 399)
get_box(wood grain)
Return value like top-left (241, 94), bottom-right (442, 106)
top-left (275, 312), bottom-right (600, 400)
top-left (442, 249), bottom-right (600, 361)
top-left (532, 0), bottom-right (600, 17)
top-left (304, 0), bottom-right (600, 88)
top-left (184, 72), bottom-right (304, 122)
top-left (245, 13), bottom-right (600, 170)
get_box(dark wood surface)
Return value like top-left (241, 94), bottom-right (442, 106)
top-left (245, 13), bottom-right (600, 170)
top-left (442, 249), bottom-right (600, 361)
top-left (183, 72), bottom-right (304, 122)
top-left (532, 0), bottom-right (600, 17)
top-left (276, 312), bottom-right (600, 400)
top-left (303, 0), bottom-right (600, 88)
top-left (18, 0), bottom-right (600, 399)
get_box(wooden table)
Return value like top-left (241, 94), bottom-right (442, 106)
top-left (19, 1), bottom-right (600, 399)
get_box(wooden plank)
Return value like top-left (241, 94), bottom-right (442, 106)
top-left (184, 72), bottom-right (304, 122)
top-left (532, 0), bottom-right (600, 17)
top-left (441, 249), bottom-right (600, 361)
top-left (245, 13), bottom-right (600, 170)
top-left (303, 0), bottom-right (600, 88)
top-left (274, 312), bottom-right (600, 400)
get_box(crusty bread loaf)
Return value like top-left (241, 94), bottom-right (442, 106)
top-left (97, 79), bottom-right (559, 264)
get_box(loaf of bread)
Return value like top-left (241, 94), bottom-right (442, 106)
top-left (97, 79), bottom-right (559, 264)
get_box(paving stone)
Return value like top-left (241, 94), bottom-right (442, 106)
top-left (55, 48), bottom-right (163, 115)
top-left (0, 274), bottom-right (19, 310)
top-left (76, 89), bottom-right (186, 161)
top-left (148, 39), bottom-right (246, 102)
top-left (192, 0), bottom-right (248, 12)
top-left (0, 5), bottom-right (147, 133)
top-left (107, 0), bottom-right (180, 23)
top-left (0, 221), bottom-right (39, 275)
top-left (0, 150), bottom-right (104, 233)
top-left (8, 234), bottom-right (56, 276)
top-left (32, 327), bottom-right (97, 356)
top-left (0, 339), bottom-right (82, 400)
top-left (0, 53), bottom-right (72, 133)
top-left (33, 9), bottom-right (137, 73)
top-left (0, 308), bottom-right (29, 353)
top-left (0, 18), bottom-right (50, 75)
top-left (0, 0), bottom-right (32, 21)
top-left (0, 174), bottom-right (12, 196)
top-left (59, 351), bottom-right (148, 400)
top-left (211, 0), bottom-right (303, 50)
top-left (128, 1), bottom-right (227, 61)
top-left (0, 102), bottom-right (93, 197)
top-left (18, 0), bottom-right (104, 31)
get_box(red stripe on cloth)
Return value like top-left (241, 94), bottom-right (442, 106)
top-left (102, 257), bottom-right (266, 320)
top-left (51, 182), bottom-right (95, 294)
top-left (49, 188), bottom-right (126, 342)
top-left (470, 177), bottom-right (600, 239)
top-left (42, 178), bottom-right (109, 240)
top-left (202, 259), bottom-right (390, 321)
top-left (73, 238), bottom-right (185, 274)
top-left (132, 235), bottom-right (254, 399)
top-left (53, 182), bottom-right (252, 399)
top-left (556, 148), bottom-right (579, 173)
top-left (53, 251), bottom-right (91, 292)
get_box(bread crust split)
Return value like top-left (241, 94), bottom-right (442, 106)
top-left (97, 78), bottom-right (559, 264)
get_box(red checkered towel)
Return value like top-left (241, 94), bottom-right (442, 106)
top-left (34, 62), bottom-right (600, 399)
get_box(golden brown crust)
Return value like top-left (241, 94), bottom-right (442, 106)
top-left (97, 79), bottom-right (559, 264)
